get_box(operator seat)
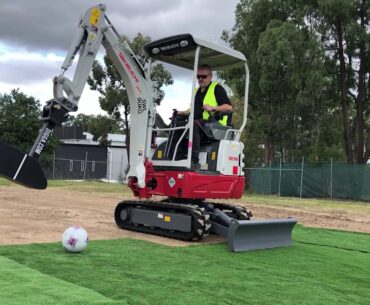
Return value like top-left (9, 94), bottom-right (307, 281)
top-left (198, 111), bottom-right (234, 142)
top-left (156, 112), bottom-right (234, 162)
top-left (200, 122), bottom-right (234, 141)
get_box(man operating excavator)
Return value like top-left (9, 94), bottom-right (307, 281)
top-left (0, 4), bottom-right (296, 251)
top-left (171, 64), bottom-right (233, 169)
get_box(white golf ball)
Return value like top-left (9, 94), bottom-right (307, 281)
top-left (62, 226), bottom-right (88, 253)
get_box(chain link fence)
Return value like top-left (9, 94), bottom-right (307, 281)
top-left (44, 155), bottom-right (370, 201)
top-left (44, 155), bottom-right (128, 183)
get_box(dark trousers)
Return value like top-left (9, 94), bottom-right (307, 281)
top-left (192, 119), bottom-right (205, 162)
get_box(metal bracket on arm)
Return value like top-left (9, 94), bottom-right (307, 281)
top-left (53, 77), bottom-right (79, 112)
top-left (28, 99), bottom-right (69, 159)
top-left (53, 4), bottom-right (106, 112)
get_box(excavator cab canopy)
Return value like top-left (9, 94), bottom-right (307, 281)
top-left (143, 34), bottom-right (246, 71)
top-left (144, 33), bottom-right (249, 145)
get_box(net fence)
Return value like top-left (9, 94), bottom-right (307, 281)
top-left (44, 156), bottom-right (370, 201)
top-left (245, 161), bottom-right (370, 201)
top-left (44, 157), bottom-right (128, 182)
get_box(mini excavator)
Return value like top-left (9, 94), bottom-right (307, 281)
top-left (0, 4), bottom-right (296, 251)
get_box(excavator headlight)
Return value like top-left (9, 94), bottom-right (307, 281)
top-left (152, 48), bottom-right (160, 55)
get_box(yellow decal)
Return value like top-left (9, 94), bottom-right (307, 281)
top-left (211, 152), bottom-right (216, 160)
top-left (157, 150), bottom-right (163, 159)
top-left (164, 216), bottom-right (171, 222)
top-left (90, 7), bottom-right (100, 27)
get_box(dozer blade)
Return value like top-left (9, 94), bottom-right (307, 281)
top-left (227, 218), bottom-right (297, 252)
top-left (0, 140), bottom-right (47, 189)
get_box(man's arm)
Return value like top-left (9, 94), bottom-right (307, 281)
top-left (203, 103), bottom-right (232, 112)
top-left (203, 84), bottom-right (232, 112)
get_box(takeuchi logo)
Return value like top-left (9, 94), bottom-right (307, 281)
top-left (118, 52), bottom-right (139, 83)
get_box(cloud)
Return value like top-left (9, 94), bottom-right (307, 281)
top-left (0, 0), bottom-right (239, 114)
top-left (0, 47), bottom-right (63, 84)
top-left (0, 0), bottom-right (237, 51)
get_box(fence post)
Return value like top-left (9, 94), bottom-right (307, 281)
top-left (107, 148), bottom-right (112, 182)
top-left (300, 157), bottom-right (304, 198)
top-left (52, 151), bottom-right (56, 180)
top-left (278, 157), bottom-right (282, 196)
top-left (330, 157), bottom-right (333, 199)
top-left (120, 154), bottom-right (124, 181)
top-left (83, 152), bottom-right (88, 180)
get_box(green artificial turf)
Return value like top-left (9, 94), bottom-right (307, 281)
top-left (0, 256), bottom-right (122, 305)
top-left (0, 225), bottom-right (370, 305)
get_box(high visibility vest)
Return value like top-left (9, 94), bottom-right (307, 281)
top-left (199, 81), bottom-right (228, 126)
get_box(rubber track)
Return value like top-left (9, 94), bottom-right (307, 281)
top-left (115, 200), bottom-right (211, 241)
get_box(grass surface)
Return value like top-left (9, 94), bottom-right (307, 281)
top-left (0, 225), bottom-right (370, 305)
top-left (246, 193), bottom-right (370, 213)
top-left (0, 177), bottom-right (12, 187)
top-left (47, 180), bottom-right (131, 196)
top-left (0, 178), bottom-right (130, 195)
top-left (0, 256), bottom-right (116, 305)
top-left (2, 178), bottom-right (369, 213)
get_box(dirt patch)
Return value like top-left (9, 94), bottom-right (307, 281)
top-left (0, 186), bottom-right (369, 246)
top-left (243, 203), bottom-right (370, 234)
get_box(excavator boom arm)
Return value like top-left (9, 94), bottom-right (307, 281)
top-left (1, 4), bottom-right (157, 189)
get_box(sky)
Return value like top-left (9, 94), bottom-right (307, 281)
top-left (0, 0), bottom-right (239, 122)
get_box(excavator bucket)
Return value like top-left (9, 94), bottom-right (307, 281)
top-left (0, 140), bottom-right (47, 189)
top-left (226, 218), bottom-right (297, 252)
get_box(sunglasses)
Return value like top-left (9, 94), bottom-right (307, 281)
top-left (197, 74), bottom-right (209, 80)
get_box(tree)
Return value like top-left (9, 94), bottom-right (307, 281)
top-left (87, 33), bottom-right (173, 135)
top-left (64, 113), bottom-right (91, 130)
top-left (221, 0), bottom-right (347, 165)
top-left (256, 20), bottom-right (334, 163)
top-left (0, 89), bottom-right (58, 167)
top-left (65, 114), bottom-right (121, 146)
top-left (313, 0), bottom-right (370, 163)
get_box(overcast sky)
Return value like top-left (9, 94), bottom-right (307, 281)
top-left (0, 0), bottom-right (239, 120)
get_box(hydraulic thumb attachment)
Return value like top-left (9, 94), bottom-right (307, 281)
top-left (0, 99), bottom-right (68, 189)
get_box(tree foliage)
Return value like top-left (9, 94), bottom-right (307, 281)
top-left (222, 0), bottom-right (369, 165)
top-left (87, 33), bottom-right (173, 134)
top-left (65, 114), bottom-right (121, 146)
top-left (0, 89), bottom-right (58, 167)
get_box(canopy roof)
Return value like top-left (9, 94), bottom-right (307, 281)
top-left (143, 34), bottom-right (246, 71)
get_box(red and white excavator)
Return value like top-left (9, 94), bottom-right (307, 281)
top-left (0, 4), bottom-right (296, 252)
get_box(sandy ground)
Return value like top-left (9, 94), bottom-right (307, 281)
top-left (0, 185), bottom-right (369, 246)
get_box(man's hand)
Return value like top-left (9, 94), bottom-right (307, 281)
top-left (203, 104), bottom-right (215, 112)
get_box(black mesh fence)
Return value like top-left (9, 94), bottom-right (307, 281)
top-left (44, 158), bottom-right (108, 180)
top-left (245, 161), bottom-right (370, 201)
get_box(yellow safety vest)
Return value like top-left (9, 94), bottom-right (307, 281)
top-left (199, 81), bottom-right (228, 126)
